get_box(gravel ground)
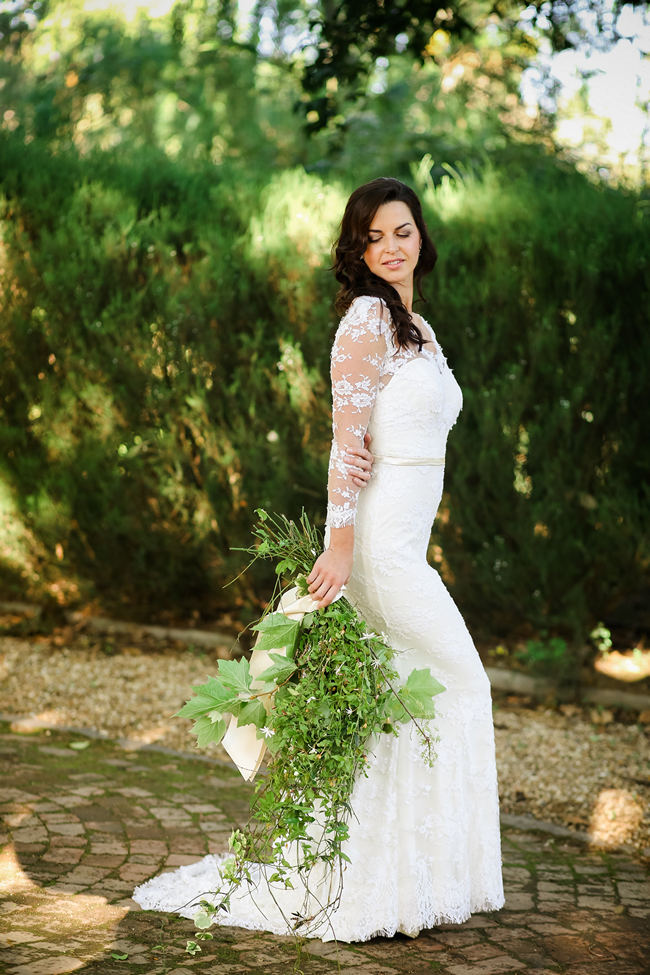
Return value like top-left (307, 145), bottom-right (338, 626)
top-left (1, 627), bottom-right (648, 854)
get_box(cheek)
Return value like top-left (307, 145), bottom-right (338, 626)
top-left (363, 245), bottom-right (380, 267)
top-left (407, 237), bottom-right (421, 258)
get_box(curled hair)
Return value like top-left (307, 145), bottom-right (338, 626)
top-left (333, 177), bottom-right (437, 350)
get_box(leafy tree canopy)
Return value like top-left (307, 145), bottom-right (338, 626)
top-left (246, 0), bottom-right (646, 129)
top-left (2, 0), bottom-right (645, 133)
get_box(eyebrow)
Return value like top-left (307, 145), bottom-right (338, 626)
top-left (368, 222), bottom-right (413, 235)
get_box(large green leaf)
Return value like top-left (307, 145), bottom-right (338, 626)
top-left (176, 691), bottom-right (237, 720)
top-left (404, 668), bottom-right (446, 700)
top-left (217, 658), bottom-right (253, 695)
top-left (257, 652), bottom-right (298, 685)
top-left (175, 676), bottom-right (240, 720)
top-left (237, 698), bottom-right (267, 729)
top-left (388, 669), bottom-right (446, 722)
top-left (192, 714), bottom-right (227, 748)
top-left (252, 613), bottom-right (300, 656)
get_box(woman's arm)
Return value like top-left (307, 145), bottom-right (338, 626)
top-left (307, 525), bottom-right (355, 608)
top-left (307, 298), bottom-right (384, 608)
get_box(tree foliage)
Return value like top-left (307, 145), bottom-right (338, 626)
top-left (248, 0), bottom-right (646, 130)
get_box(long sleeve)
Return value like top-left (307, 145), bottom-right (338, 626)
top-left (326, 296), bottom-right (387, 528)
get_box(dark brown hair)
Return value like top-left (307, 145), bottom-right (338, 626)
top-left (333, 177), bottom-right (437, 350)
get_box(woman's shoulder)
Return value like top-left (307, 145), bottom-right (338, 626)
top-left (338, 295), bottom-right (391, 335)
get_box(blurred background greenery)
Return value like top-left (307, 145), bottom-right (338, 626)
top-left (0, 0), bottom-right (648, 670)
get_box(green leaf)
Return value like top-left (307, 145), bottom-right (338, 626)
top-left (252, 613), bottom-right (300, 655)
top-left (216, 657), bottom-right (252, 695)
top-left (264, 730), bottom-right (282, 754)
top-left (257, 652), bottom-right (298, 684)
top-left (236, 698), bottom-right (267, 729)
top-left (389, 668), bottom-right (446, 722)
top-left (177, 691), bottom-right (238, 720)
top-left (175, 676), bottom-right (240, 719)
top-left (316, 699), bottom-right (331, 721)
top-left (404, 667), bottom-right (446, 700)
top-left (194, 909), bottom-right (213, 930)
top-left (110, 952), bottom-right (128, 960)
top-left (69, 740), bottom-right (91, 750)
top-left (192, 714), bottom-right (227, 748)
top-left (186, 940), bottom-right (202, 956)
top-left (275, 557), bottom-right (297, 575)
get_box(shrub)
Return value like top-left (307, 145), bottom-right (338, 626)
top-left (417, 156), bottom-right (650, 646)
top-left (1, 132), bottom-right (648, 658)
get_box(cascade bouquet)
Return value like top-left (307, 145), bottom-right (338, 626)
top-left (177, 509), bottom-right (445, 938)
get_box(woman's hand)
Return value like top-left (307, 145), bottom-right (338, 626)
top-left (345, 432), bottom-right (374, 488)
top-left (307, 527), bottom-right (354, 609)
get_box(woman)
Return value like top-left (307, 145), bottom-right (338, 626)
top-left (134, 177), bottom-right (504, 940)
top-left (304, 177), bottom-right (504, 939)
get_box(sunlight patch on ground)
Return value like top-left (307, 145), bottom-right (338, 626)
top-left (0, 844), bottom-right (128, 961)
top-left (122, 723), bottom-right (175, 745)
top-left (9, 711), bottom-right (69, 734)
top-left (0, 845), bottom-right (38, 895)
top-left (589, 788), bottom-right (645, 848)
top-left (594, 649), bottom-right (650, 683)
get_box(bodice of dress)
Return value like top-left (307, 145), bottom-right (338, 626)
top-left (326, 295), bottom-right (463, 528)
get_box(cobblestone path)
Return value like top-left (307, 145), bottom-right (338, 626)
top-left (0, 722), bottom-right (648, 975)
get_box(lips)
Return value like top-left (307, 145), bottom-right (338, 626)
top-left (382, 259), bottom-right (404, 267)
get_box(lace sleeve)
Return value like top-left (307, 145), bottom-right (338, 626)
top-left (326, 296), bottom-right (387, 528)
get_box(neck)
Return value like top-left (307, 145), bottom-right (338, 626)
top-left (394, 281), bottom-right (414, 313)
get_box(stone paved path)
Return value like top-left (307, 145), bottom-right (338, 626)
top-left (0, 721), bottom-right (648, 975)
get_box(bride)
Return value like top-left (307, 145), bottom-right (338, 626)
top-left (134, 177), bottom-right (504, 941)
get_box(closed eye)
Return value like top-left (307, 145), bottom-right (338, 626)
top-left (367, 221), bottom-right (414, 243)
top-left (368, 231), bottom-right (412, 243)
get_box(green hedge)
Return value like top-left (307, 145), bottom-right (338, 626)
top-left (1, 132), bottom-right (648, 648)
top-left (417, 159), bottom-right (649, 646)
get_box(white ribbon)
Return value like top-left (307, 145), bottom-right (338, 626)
top-left (222, 585), bottom-right (340, 782)
top-left (373, 454), bottom-right (445, 466)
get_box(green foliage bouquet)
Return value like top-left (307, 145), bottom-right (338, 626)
top-left (177, 509), bottom-right (445, 939)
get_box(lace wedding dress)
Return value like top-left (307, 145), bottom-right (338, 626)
top-left (133, 295), bottom-right (505, 941)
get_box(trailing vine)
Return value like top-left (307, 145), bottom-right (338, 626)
top-left (177, 509), bottom-right (445, 943)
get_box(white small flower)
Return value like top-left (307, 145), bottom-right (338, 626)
top-left (371, 657), bottom-right (382, 668)
top-left (361, 630), bottom-right (378, 640)
top-left (306, 696), bottom-right (316, 703)
top-left (260, 726), bottom-right (275, 738)
top-left (345, 708), bottom-right (354, 715)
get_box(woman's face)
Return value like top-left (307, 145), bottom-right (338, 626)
top-left (363, 200), bottom-right (421, 291)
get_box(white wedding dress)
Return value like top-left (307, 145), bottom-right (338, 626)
top-left (133, 295), bottom-right (505, 941)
